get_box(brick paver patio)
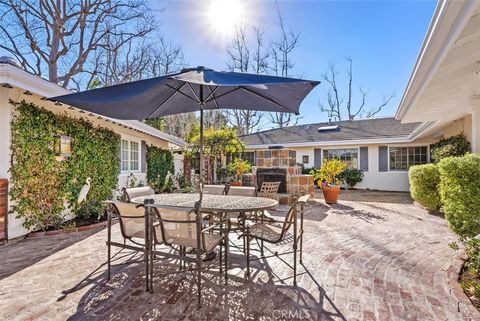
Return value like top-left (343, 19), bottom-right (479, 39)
top-left (0, 191), bottom-right (478, 321)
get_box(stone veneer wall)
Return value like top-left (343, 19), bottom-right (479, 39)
top-left (251, 149), bottom-right (315, 197)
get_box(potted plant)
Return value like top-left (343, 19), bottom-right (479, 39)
top-left (313, 159), bottom-right (347, 204)
top-left (227, 158), bottom-right (252, 186)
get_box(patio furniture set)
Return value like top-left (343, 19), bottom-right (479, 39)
top-left (105, 182), bottom-right (309, 307)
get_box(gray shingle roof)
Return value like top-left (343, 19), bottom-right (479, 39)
top-left (240, 117), bottom-right (422, 146)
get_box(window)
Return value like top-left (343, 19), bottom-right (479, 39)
top-left (53, 135), bottom-right (72, 159)
top-left (323, 149), bottom-right (358, 168)
top-left (389, 146), bottom-right (428, 171)
top-left (302, 155), bottom-right (309, 164)
top-left (242, 152), bottom-right (255, 165)
top-left (121, 139), bottom-right (140, 172)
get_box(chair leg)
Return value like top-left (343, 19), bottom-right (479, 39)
top-left (260, 239), bottom-right (264, 257)
top-left (107, 213), bottom-right (111, 281)
top-left (293, 246), bottom-right (297, 287)
top-left (197, 251), bottom-right (202, 308)
top-left (219, 241), bottom-right (223, 279)
top-left (225, 233), bottom-right (229, 284)
top-left (246, 233), bottom-right (250, 279)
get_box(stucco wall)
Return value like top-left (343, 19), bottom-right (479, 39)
top-left (3, 88), bottom-right (170, 239)
top-left (441, 114), bottom-right (472, 142)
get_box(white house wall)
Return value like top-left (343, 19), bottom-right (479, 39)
top-left (249, 139), bottom-right (435, 192)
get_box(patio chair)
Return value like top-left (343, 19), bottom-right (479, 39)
top-left (203, 183), bottom-right (230, 195)
top-left (244, 194), bottom-right (310, 286)
top-left (104, 201), bottom-right (151, 291)
top-left (257, 181), bottom-right (281, 200)
top-left (146, 203), bottom-right (228, 308)
top-left (121, 186), bottom-right (155, 203)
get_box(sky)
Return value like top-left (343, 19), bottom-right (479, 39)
top-left (153, 0), bottom-right (437, 126)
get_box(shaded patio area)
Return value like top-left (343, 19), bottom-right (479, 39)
top-left (0, 191), bottom-right (471, 321)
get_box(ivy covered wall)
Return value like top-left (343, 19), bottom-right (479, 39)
top-left (146, 145), bottom-right (174, 192)
top-left (9, 100), bottom-right (120, 231)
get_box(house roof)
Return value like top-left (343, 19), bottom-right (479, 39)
top-left (240, 117), bottom-right (423, 147)
top-left (0, 59), bottom-right (186, 147)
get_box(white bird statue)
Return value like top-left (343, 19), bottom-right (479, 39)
top-left (77, 177), bottom-right (92, 204)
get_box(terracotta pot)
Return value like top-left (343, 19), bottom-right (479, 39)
top-left (230, 181), bottom-right (242, 187)
top-left (322, 185), bottom-right (340, 204)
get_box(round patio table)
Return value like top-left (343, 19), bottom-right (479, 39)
top-left (130, 193), bottom-right (278, 213)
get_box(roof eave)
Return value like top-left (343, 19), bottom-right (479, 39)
top-left (395, 0), bottom-right (478, 121)
top-left (244, 136), bottom-right (417, 149)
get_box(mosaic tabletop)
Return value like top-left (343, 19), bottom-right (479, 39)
top-left (131, 193), bottom-right (278, 212)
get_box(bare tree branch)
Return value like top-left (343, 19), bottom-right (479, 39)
top-left (318, 57), bottom-right (395, 120)
top-left (0, 0), bottom-right (157, 89)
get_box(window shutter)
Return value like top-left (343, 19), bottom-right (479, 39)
top-left (141, 141), bottom-right (147, 173)
top-left (360, 146), bottom-right (369, 172)
top-left (378, 146), bottom-right (388, 172)
top-left (314, 148), bottom-right (322, 168)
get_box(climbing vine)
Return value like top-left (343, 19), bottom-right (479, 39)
top-left (9, 100), bottom-right (120, 231)
top-left (146, 145), bottom-right (174, 192)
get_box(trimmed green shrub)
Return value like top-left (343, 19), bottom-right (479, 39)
top-left (408, 164), bottom-right (441, 211)
top-left (430, 134), bottom-right (471, 162)
top-left (10, 100), bottom-right (120, 231)
top-left (146, 145), bottom-right (174, 192)
top-left (438, 154), bottom-right (480, 238)
top-left (339, 168), bottom-right (364, 188)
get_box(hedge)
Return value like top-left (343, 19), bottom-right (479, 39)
top-left (438, 154), bottom-right (480, 238)
top-left (9, 100), bottom-right (120, 231)
top-left (408, 164), bottom-right (441, 211)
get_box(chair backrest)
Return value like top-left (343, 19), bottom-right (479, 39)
top-left (123, 186), bottom-right (155, 202)
top-left (203, 184), bottom-right (228, 195)
top-left (279, 195), bottom-right (310, 241)
top-left (228, 186), bottom-right (257, 197)
top-left (109, 202), bottom-right (146, 239)
top-left (258, 182), bottom-right (281, 199)
top-left (150, 206), bottom-right (202, 249)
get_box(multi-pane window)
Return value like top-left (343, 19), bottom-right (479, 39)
top-left (302, 155), bottom-right (309, 164)
top-left (389, 146), bottom-right (428, 171)
top-left (121, 139), bottom-right (140, 172)
top-left (323, 149), bottom-right (358, 168)
top-left (242, 152), bottom-right (255, 165)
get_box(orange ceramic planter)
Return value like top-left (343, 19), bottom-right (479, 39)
top-left (230, 181), bottom-right (242, 187)
top-left (322, 185), bottom-right (340, 204)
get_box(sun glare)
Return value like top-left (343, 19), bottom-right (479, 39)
top-left (206, 0), bottom-right (245, 36)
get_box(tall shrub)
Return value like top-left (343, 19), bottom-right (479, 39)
top-left (430, 134), bottom-right (471, 162)
top-left (408, 164), bottom-right (441, 211)
top-left (10, 101), bottom-right (120, 231)
top-left (146, 145), bottom-right (174, 192)
top-left (438, 154), bottom-right (480, 238)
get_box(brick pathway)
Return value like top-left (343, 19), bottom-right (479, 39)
top-left (0, 191), bottom-right (478, 321)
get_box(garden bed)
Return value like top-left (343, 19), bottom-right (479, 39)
top-left (27, 217), bottom-right (115, 238)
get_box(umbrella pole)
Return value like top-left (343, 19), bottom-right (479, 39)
top-left (199, 107), bottom-right (204, 196)
top-left (199, 85), bottom-right (204, 199)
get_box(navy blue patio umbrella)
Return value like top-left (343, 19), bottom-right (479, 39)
top-left (50, 66), bottom-right (320, 193)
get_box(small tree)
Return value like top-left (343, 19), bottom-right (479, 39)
top-left (227, 158), bottom-right (252, 183)
top-left (187, 127), bottom-right (245, 183)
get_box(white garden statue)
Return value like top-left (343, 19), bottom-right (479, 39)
top-left (77, 177), bottom-right (92, 204)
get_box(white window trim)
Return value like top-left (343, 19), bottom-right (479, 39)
top-left (387, 145), bottom-right (430, 172)
top-left (321, 147), bottom-right (360, 169)
top-left (120, 135), bottom-right (142, 174)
